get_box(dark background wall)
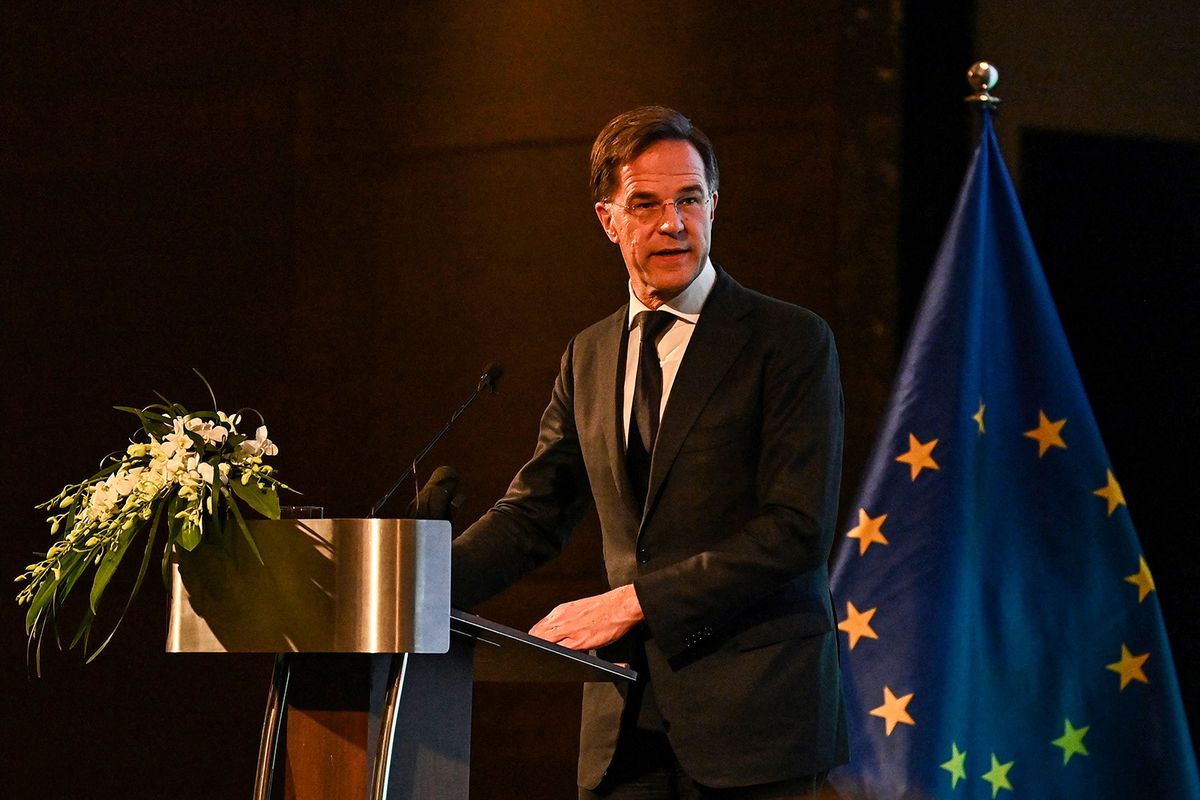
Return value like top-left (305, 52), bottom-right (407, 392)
top-left (1, 4), bottom-right (898, 797)
top-left (1, 2), bottom-right (1193, 798)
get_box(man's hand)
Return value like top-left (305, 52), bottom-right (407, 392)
top-left (528, 584), bottom-right (644, 651)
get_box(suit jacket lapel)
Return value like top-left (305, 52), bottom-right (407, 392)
top-left (594, 305), bottom-right (639, 516)
top-left (642, 269), bottom-right (751, 528)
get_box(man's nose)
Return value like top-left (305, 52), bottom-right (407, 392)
top-left (658, 202), bottom-right (685, 233)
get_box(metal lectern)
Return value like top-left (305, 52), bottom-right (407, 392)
top-left (167, 519), bottom-right (634, 800)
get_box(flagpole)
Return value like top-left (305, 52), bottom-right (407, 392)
top-left (964, 60), bottom-right (1002, 110)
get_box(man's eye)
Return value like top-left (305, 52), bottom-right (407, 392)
top-left (677, 196), bottom-right (702, 207)
top-left (632, 201), bottom-right (658, 212)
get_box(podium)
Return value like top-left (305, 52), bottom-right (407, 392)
top-left (167, 519), bottom-right (634, 799)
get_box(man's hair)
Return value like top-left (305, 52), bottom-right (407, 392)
top-left (589, 106), bottom-right (719, 203)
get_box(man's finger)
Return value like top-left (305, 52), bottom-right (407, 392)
top-left (529, 614), bottom-right (564, 640)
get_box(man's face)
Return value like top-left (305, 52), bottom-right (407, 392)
top-left (595, 139), bottom-right (717, 309)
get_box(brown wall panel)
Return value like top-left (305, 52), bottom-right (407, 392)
top-left (292, 2), bottom-right (840, 155)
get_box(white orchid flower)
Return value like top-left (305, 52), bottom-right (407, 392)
top-left (87, 483), bottom-right (118, 521)
top-left (186, 453), bottom-right (205, 484)
top-left (110, 467), bottom-right (144, 497)
top-left (196, 462), bottom-right (215, 486)
top-left (155, 451), bottom-right (182, 484)
top-left (162, 418), bottom-right (193, 457)
top-left (237, 425), bottom-right (279, 458)
top-left (136, 473), bottom-right (163, 498)
top-left (185, 416), bottom-right (230, 447)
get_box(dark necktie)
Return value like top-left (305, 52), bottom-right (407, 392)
top-left (627, 310), bottom-right (675, 507)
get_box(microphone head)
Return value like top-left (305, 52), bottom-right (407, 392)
top-left (407, 465), bottom-right (462, 520)
top-left (427, 465), bottom-right (460, 486)
top-left (479, 361), bottom-right (505, 393)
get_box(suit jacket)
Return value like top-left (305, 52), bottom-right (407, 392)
top-left (451, 267), bottom-right (847, 789)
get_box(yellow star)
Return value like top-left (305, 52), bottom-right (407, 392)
top-left (1051, 718), bottom-right (1090, 764)
top-left (869, 686), bottom-right (915, 736)
top-left (1024, 410), bottom-right (1067, 457)
top-left (1094, 469), bottom-right (1127, 516)
top-left (972, 401), bottom-right (986, 434)
top-left (838, 601), bottom-right (879, 649)
top-left (940, 741), bottom-right (967, 789)
top-left (981, 753), bottom-right (1014, 797)
top-left (895, 433), bottom-right (940, 481)
top-left (1125, 555), bottom-right (1156, 602)
top-left (845, 508), bottom-right (889, 555)
top-left (1106, 644), bottom-right (1150, 690)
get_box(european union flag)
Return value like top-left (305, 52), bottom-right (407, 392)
top-left (828, 112), bottom-right (1199, 798)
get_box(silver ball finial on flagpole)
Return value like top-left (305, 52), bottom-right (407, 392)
top-left (965, 61), bottom-right (1001, 109)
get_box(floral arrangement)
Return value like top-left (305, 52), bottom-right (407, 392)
top-left (16, 377), bottom-right (289, 669)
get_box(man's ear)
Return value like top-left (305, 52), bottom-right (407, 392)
top-left (595, 202), bottom-right (619, 243)
top-left (709, 191), bottom-right (718, 220)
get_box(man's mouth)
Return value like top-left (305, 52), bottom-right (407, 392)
top-left (653, 248), bottom-right (690, 257)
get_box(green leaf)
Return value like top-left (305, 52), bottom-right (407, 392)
top-left (86, 460), bottom-right (126, 482)
top-left (193, 369), bottom-right (218, 413)
top-left (114, 405), bottom-right (170, 437)
top-left (57, 548), bottom-right (93, 601)
top-left (113, 404), bottom-right (151, 420)
top-left (34, 550), bottom-right (91, 647)
top-left (150, 503), bottom-right (172, 588)
top-left (205, 479), bottom-right (223, 544)
top-left (32, 623), bottom-right (46, 677)
top-left (90, 521), bottom-right (143, 614)
top-left (235, 406), bottom-right (265, 428)
top-left (166, 492), bottom-right (186, 544)
top-left (24, 577), bottom-right (59, 635)
top-left (225, 490), bottom-right (264, 565)
top-left (151, 393), bottom-right (188, 418)
top-left (85, 497), bottom-right (164, 663)
top-left (231, 479), bottom-right (281, 520)
top-left (184, 429), bottom-right (206, 451)
top-left (166, 490), bottom-right (202, 549)
top-left (177, 518), bottom-right (202, 551)
top-left (136, 501), bottom-right (165, 597)
top-left (69, 608), bottom-right (95, 649)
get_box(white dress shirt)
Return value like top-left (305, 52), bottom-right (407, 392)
top-left (622, 259), bottom-right (717, 447)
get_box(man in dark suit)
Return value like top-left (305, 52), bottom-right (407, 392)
top-left (452, 106), bottom-right (846, 798)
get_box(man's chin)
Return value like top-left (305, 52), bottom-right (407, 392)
top-left (638, 266), bottom-right (702, 304)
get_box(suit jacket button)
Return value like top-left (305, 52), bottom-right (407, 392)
top-left (637, 547), bottom-right (648, 564)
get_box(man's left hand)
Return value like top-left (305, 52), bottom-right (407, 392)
top-left (529, 584), bottom-right (644, 651)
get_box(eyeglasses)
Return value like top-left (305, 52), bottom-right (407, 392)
top-left (607, 192), bottom-right (712, 224)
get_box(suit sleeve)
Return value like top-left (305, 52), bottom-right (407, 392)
top-left (450, 338), bottom-right (594, 609)
top-left (633, 311), bottom-right (843, 660)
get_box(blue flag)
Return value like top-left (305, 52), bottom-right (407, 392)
top-left (828, 113), bottom-right (1199, 799)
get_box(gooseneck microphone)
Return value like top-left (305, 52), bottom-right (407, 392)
top-left (367, 362), bottom-right (504, 518)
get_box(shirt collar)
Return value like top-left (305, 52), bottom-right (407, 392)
top-left (626, 258), bottom-right (716, 329)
